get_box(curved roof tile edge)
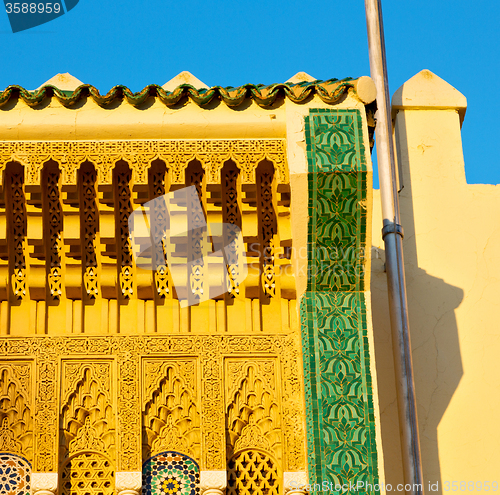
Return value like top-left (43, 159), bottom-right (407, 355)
top-left (0, 78), bottom-right (364, 109)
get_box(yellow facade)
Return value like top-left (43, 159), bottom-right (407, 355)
top-left (0, 72), bottom-right (379, 494)
top-left (3, 67), bottom-right (495, 495)
top-left (372, 70), bottom-right (500, 492)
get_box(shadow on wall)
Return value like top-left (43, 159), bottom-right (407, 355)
top-left (370, 108), bottom-right (464, 493)
top-left (371, 258), bottom-right (463, 492)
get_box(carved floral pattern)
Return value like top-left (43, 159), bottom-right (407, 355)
top-left (149, 164), bottom-right (171, 298)
top-left (226, 361), bottom-right (281, 462)
top-left (35, 358), bottom-right (57, 472)
top-left (0, 363), bottom-right (33, 462)
top-left (0, 117), bottom-right (310, 495)
top-left (222, 166), bottom-right (241, 297)
top-left (142, 360), bottom-right (200, 461)
top-left (60, 363), bottom-right (115, 461)
top-left (118, 352), bottom-right (141, 471)
top-left (0, 334), bottom-right (304, 473)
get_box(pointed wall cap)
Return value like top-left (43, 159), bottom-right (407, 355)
top-left (392, 69), bottom-right (467, 123)
top-left (37, 73), bottom-right (84, 91)
top-left (286, 72), bottom-right (317, 84)
top-left (162, 71), bottom-right (208, 91)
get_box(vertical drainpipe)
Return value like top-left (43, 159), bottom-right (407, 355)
top-left (364, 1), bottom-right (425, 493)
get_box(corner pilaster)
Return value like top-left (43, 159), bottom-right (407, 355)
top-left (300, 108), bottom-right (379, 489)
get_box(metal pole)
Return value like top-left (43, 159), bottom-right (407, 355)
top-left (364, 1), bottom-right (425, 493)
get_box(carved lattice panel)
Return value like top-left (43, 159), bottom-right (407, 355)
top-left (222, 164), bottom-right (242, 297)
top-left (61, 452), bottom-right (114, 495)
top-left (142, 451), bottom-right (200, 495)
top-left (200, 339), bottom-right (224, 471)
top-left (80, 165), bottom-right (99, 299)
top-left (142, 359), bottom-right (200, 462)
top-left (115, 164), bottom-right (134, 299)
top-left (187, 164), bottom-right (205, 306)
top-left (148, 162), bottom-right (171, 298)
top-left (257, 164), bottom-right (277, 298)
top-left (43, 164), bottom-right (63, 299)
top-left (35, 355), bottom-right (58, 472)
top-left (227, 450), bottom-right (281, 495)
top-left (0, 453), bottom-right (31, 495)
top-left (117, 339), bottom-right (141, 471)
top-left (5, 165), bottom-right (27, 300)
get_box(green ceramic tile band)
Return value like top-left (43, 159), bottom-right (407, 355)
top-left (301, 109), bottom-right (379, 493)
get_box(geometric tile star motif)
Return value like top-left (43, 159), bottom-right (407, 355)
top-left (0, 454), bottom-right (31, 495)
top-left (142, 451), bottom-right (200, 495)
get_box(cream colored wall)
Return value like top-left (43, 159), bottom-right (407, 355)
top-left (371, 70), bottom-right (500, 492)
top-left (0, 96), bottom-right (286, 140)
top-left (0, 76), bottom-right (375, 142)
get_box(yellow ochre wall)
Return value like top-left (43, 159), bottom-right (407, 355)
top-left (371, 70), bottom-right (500, 492)
top-left (0, 71), bottom-right (386, 495)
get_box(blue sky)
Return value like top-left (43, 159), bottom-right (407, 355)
top-left (0, 0), bottom-right (498, 186)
